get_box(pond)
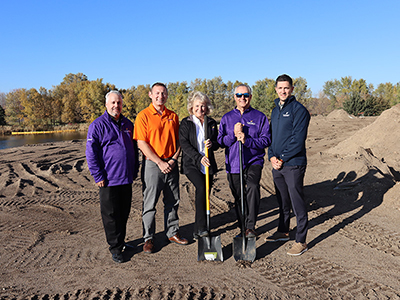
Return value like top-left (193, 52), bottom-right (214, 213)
top-left (0, 131), bottom-right (88, 150)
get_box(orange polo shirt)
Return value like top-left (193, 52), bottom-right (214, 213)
top-left (134, 104), bottom-right (179, 159)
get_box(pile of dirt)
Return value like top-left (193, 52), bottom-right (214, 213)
top-left (326, 109), bottom-right (353, 120)
top-left (327, 104), bottom-right (400, 171)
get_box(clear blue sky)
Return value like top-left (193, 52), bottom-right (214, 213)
top-left (1, 0), bottom-right (399, 96)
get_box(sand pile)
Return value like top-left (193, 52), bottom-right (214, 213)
top-left (327, 104), bottom-right (400, 171)
top-left (326, 109), bottom-right (353, 120)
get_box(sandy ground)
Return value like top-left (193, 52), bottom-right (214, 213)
top-left (1, 106), bottom-right (400, 299)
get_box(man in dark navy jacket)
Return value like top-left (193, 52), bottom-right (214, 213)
top-left (86, 90), bottom-right (139, 263)
top-left (266, 74), bottom-right (310, 256)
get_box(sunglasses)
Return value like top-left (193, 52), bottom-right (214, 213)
top-left (235, 93), bottom-right (250, 98)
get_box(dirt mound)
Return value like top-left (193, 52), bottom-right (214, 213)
top-left (327, 104), bottom-right (400, 171)
top-left (326, 109), bottom-right (353, 120)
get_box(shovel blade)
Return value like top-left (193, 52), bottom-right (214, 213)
top-left (197, 235), bottom-right (223, 261)
top-left (233, 236), bottom-right (256, 262)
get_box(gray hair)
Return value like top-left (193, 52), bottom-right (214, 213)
top-left (105, 90), bottom-right (123, 103)
top-left (187, 91), bottom-right (214, 115)
top-left (234, 84), bottom-right (252, 95)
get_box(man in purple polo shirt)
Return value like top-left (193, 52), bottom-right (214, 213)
top-left (217, 84), bottom-right (271, 238)
top-left (86, 90), bottom-right (139, 263)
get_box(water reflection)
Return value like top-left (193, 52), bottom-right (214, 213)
top-left (0, 131), bottom-right (88, 150)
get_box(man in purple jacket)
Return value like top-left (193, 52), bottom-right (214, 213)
top-left (86, 90), bottom-right (139, 263)
top-left (217, 84), bottom-right (271, 238)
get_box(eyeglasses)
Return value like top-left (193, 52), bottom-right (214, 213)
top-left (235, 93), bottom-right (250, 98)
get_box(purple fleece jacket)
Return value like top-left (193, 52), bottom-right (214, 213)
top-left (217, 106), bottom-right (271, 173)
top-left (86, 111), bottom-right (139, 187)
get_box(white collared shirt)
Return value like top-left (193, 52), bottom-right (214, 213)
top-left (192, 115), bottom-right (206, 174)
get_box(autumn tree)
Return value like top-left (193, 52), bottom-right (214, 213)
top-left (306, 91), bottom-right (332, 115)
top-left (78, 79), bottom-right (107, 123)
top-left (121, 86), bottom-right (136, 120)
top-left (167, 81), bottom-right (189, 119)
top-left (5, 89), bottom-right (27, 125)
top-left (53, 73), bottom-right (89, 123)
top-left (190, 77), bottom-right (233, 118)
top-left (22, 88), bottom-right (47, 129)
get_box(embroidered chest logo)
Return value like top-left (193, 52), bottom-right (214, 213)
top-left (283, 112), bottom-right (290, 117)
top-left (247, 120), bottom-right (256, 125)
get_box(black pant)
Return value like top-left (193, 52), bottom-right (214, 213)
top-left (272, 165), bottom-right (308, 243)
top-left (185, 169), bottom-right (213, 233)
top-left (227, 164), bottom-right (262, 230)
top-left (99, 184), bottom-right (132, 254)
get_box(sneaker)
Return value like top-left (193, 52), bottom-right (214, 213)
top-left (287, 242), bottom-right (308, 256)
top-left (264, 231), bottom-right (289, 242)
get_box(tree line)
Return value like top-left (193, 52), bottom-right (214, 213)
top-left (0, 73), bottom-right (399, 130)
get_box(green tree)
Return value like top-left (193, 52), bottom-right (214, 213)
top-left (323, 76), bottom-right (373, 109)
top-left (0, 104), bottom-right (6, 125)
top-left (252, 78), bottom-right (276, 116)
top-left (293, 77), bottom-right (312, 105)
top-left (343, 92), bottom-right (389, 116)
top-left (374, 82), bottom-right (398, 106)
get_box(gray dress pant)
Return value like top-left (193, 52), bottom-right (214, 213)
top-left (141, 159), bottom-right (180, 241)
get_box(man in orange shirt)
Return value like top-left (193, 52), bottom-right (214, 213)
top-left (134, 82), bottom-right (188, 253)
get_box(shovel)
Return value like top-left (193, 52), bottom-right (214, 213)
top-left (198, 115), bottom-right (223, 261)
top-left (233, 140), bottom-right (256, 262)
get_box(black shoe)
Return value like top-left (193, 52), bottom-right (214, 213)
top-left (245, 228), bottom-right (257, 238)
top-left (123, 243), bottom-right (136, 251)
top-left (193, 231), bottom-right (209, 240)
top-left (112, 252), bottom-right (124, 263)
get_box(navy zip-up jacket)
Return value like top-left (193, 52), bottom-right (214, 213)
top-left (86, 111), bottom-right (139, 186)
top-left (268, 96), bottom-right (310, 166)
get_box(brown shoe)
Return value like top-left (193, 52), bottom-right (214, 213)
top-left (143, 239), bottom-right (154, 253)
top-left (245, 228), bottom-right (257, 238)
top-left (168, 233), bottom-right (188, 245)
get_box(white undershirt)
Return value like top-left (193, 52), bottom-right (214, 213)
top-left (193, 115), bottom-right (206, 174)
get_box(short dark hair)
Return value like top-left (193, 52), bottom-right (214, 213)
top-left (151, 82), bottom-right (168, 92)
top-left (275, 74), bottom-right (293, 87)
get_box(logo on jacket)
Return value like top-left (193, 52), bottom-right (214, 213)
top-left (283, 112), bottom-right (290, 117)
top-left (247, 120), bottom-right (256, 125)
